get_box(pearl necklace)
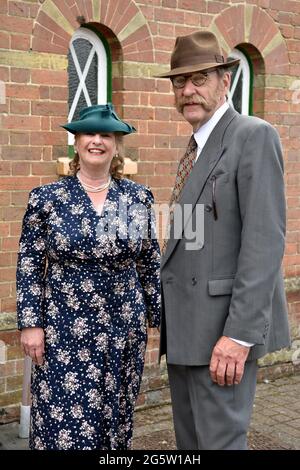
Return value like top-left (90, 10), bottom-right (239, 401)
top-left (77, 172), bottom-right (111, 193)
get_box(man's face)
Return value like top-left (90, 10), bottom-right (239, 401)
top-left (173, 69), bottom-right (231, 131)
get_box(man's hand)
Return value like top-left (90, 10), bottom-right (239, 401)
top-left (209, 336), bottom-right (250, 386)
top-left (20, 327), bottom-right (45, 366)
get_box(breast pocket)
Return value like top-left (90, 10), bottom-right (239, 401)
top-left (209, 170), bottom-right (229, 185)
top-left (208, 171), bottom-right (229, 221)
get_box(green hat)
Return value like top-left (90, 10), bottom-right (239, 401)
top-left (61, 103), bottom-right (136, 135)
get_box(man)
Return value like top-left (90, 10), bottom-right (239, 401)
top-left (157, 31), bottom-right (291, 450)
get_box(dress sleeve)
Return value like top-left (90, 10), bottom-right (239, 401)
top-left (16, 187), bottom-right (48, 330)
top-left (136, 188), bottom-right (161, 328)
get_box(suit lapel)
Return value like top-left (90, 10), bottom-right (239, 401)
top-left (161, 107), bottom-right (238, 269)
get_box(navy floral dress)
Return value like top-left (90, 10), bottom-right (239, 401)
top-left (16, 176), bottom-right (161, 450)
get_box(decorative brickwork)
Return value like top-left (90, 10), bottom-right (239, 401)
top-left (32, 0), bottom-right (154, 62)
top-left (212, 5), bottom-right (289, 74)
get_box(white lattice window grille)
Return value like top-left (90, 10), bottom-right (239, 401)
top-left (67, 28), bottom-right (108, 144)
top-left (227, 49), bottom-right (250, 115)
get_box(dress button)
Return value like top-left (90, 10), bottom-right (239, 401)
top-left (192, 277), bottom-right (197, 286)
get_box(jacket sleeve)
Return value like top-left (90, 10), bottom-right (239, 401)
top-left (135, 188), bottom-right (161, 328)
top-left (16, 187), bottom-right (48, 330)
top-left (223, 123), bottom-right (286, 344)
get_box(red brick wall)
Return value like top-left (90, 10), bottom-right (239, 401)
top-left (1, 0), bottom-right (300, 421)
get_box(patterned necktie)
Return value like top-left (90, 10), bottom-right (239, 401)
top-left (169, 134), bottom-right (197, 208)
top-left (162, 135), bottom-right (197, 254)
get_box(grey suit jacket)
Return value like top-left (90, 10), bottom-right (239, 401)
top-left (160, 107), bottom-right (291, 365)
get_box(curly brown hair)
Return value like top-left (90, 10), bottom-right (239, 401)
top-left (69, 133), bottom-right (125, 179)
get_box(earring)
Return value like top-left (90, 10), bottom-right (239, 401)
top-left (113, 153), bottom-right (119, 159)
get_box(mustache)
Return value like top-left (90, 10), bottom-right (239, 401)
top-left (179, 98), bottom-right (207, 107)
top-left (176, 97), bottom-right (210, 113)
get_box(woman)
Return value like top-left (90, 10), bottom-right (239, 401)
top-left (16, 103), bottom-right (161, 450)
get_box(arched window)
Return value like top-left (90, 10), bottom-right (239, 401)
top-left (227, 49), bottom-right (251, 115)
top-left (67, 27), bottom-right (111, 144)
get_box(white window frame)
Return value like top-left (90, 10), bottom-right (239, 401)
top-left (68, 28), bottom-right (107, 144)
top-left (227, 49), bottom-right (250, 116)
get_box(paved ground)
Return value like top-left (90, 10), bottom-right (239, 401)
top-left (1, 373), bottom-right (300, 450)
top-left (134, 373), bottom-right (300, 450)
top-left (133, 373), bottom-right (300, 450)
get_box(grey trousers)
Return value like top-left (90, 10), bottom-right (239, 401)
top-left (167, 361), bottom-right (258, 450)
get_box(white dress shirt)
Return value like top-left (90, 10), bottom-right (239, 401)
top-left (192, 101), bottom-right (253, 349)
top-left (194, 101), bottom-right (229, 160)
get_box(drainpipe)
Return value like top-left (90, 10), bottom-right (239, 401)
top-left (19, 356), bottom-right (32, 439)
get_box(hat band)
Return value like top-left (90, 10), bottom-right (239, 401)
top-left (171, 53), bottom-right (224, 70)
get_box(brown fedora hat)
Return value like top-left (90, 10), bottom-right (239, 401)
top-left (156, 31), bottom-right (240, 78)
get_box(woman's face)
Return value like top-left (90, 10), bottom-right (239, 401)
top-left (74, 132), bottom-right (117, 173)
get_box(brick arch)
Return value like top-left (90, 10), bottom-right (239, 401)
top-left (210, 4), bottom-right (289, 75)
top-left (32, 0), bottom-right (154, 62)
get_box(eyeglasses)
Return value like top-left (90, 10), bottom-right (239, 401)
top-left (171, 71), bottom-right (214, 89)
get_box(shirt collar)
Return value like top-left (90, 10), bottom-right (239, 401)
top-left (194, 101), bottom-right (230, 156)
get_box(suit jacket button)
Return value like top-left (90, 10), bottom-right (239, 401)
top-left (205, 204), bottom-right (212, 212)
top-left (192, 277), bottom-right (197, 286)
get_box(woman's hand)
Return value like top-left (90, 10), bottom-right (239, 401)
top-left (20, 327), bottom-right (45, 365)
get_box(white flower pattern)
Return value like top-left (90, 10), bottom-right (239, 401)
top-left (16, 176), bottom-right (160, 450)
